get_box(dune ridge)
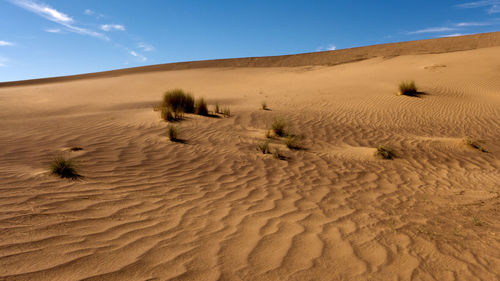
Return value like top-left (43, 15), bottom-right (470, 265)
top-left (2, 31), bottom-right (500, 87)
top-left (0, 34), bottom-right (499, 280)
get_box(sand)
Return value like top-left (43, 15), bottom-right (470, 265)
top-left (0, 32), bottom-right (499, 280)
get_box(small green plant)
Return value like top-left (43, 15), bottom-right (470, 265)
top-left (464, 136), bottom-right (486, 152)
top-left (285, 135), bottom-right (303, 150)
top-left (375, 145), bottom-right (395, 159)
top-left (271, 118), bottom-right (287, 137)
top-left (257, 140), bottom-right (271, 154)
top-left (222, 107), bottom-right (231, 117)
top-left (162, 89), bottom-right (195, 114)
top-left (195, 98), bottom-right (209, 116)
top-left (50, 156), bottom-right (81, 179)
top-left (261, 101), bottom-right (268, 110)
top-left (398, 81), bottom-right (418, 96)
top-left (167, 125), bottom-right (179, 141)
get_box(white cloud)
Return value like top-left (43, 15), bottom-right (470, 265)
top-left (129, 50), bottom-right (147, 61)
top-left (316, 44), bottom-right (337, 52)
top-left (9, 0), bottom-right (108, 40)
top-left (455, 21), bottom-right (492, 26)
top-left (138, 42), bottom-right (154, 51)
top-left (100, 24), bottom-right (126, 31)
top-left (84, 9), bottom-right (104, 19)
top-left (441, 33), bottom-right (466, 37)
top-left (9, 0), bottom-right (72, 23)
top-left (407, 27), bottom-right (456, 34)
top-left (45, 28), bottom-right (61, 33)
top-left (456, 1), bottom-right (500, 13)
top-left (0, 40), bottom-right (14, 46)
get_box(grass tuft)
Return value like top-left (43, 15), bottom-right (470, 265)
top-left (257, 140), bottom-right (271, 154)
top-left (261, 101), bottom-right (268, 110)
top-left (161, 106), bottom-right (176, 121)
top-left (50, 156), bottom-right (81, 179)
top-left (285, 135), bottom-right (303, 150)
top-left (195, 98), bottom-right (209, 116)
top-left (222, 107), bottom-right (231, 117)
top-left (398, 81), bottom-right (418, 96)
top-left (271, 118), bottom-right (287, 137)
top-left (464, 136), bottom-right (487, 152)
top-left (375, 145), bottom-right (395, 160)
top-left (167, 125), bottom-right (179, 141)
top-left (162, 89), bottom-right (195, 115)
top-left (214, 102), bottom-right (220, 114)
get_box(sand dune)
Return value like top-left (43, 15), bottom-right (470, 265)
top-left (0, 33), bottom-right (499, 280)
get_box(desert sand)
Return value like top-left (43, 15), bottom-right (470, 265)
top-left (0, 32), bottom-right (499, 280)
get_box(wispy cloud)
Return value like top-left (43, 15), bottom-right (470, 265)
top-left (441, 33), bottom-right (467, 37)
top-left (316, 44), bottom-right (337, 52)
top-left (84, 9), bottom-right (104, 19)
top-left (45, 28), bottom-right (61, 33)
top-left (138, 42), bottom-right (154, 51)
top-left (100, 24), bottom-right (125, 31)
top-left (455, 21), bottom-right (494, 26)
top-left (408, 27), bottom-right (457, 34)
top-left (0, 40), bottom-right (14, 46)
top-left (129, 51), bottom-right (147, 61)
top-left (9, 0), bottom-right (109, 40)
top-left (456, 1), bottom-right (500, 13)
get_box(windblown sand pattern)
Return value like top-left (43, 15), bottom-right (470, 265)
top-left (0, 33), bottom-right (499, 280)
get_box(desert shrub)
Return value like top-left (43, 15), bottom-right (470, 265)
top-left (167, 125), bottom-right (179, 141)
top-left (161, 106), bottom-right (176, 121)
top-left (261, 101), bottom-right (268, 110)
top-left (374, 145), bottom-right (395, 159)
top-left (257, 140), bottom-right (271, 154)
top-left (222, 107), bottom-right (231, 117)
top-left (50, 156), bottom-right (81, 179)
top-left (271, 118), bottom-right (287, 137)
top-left (398, 81), bottom-right (418, 96)
top-left (464, 136), bottom-right (486, 152)
top-left (162, 89), bottom-right (195, 114)
top-left (285, 135), bottom-right (303, 150)
top-left (195, 98), bottom-right (209, 116)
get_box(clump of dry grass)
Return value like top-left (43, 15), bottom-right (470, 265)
top-left (161, 106), bottom-right (176, 121)
top-left (257, 140), bottom-right (271, 154)
top-left (271, 118), bottom-right (287, 137)
top-left (167, 125), bottom-right (179, 141)
top-left (50, 156), bottom-right (81, 179)
top-left (195, 98), bottom-right (208, 116)
top-left (222, 106), bottom-right (231, 117)
top-left (398, 81), bottom-right (418, 96)
top-left (285, 135), bottom-right (303, 150)
top-left (261, 101), bottom-right (268, 110)
top-left (162, 89), bottom-right (195, 114)
top-left (374, 145), bottom-right (395, 159)
top-left (464, 136), bottom-right (487, 152)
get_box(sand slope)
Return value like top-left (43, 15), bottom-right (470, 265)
top-left (0, 34), bottom-right (500, 280)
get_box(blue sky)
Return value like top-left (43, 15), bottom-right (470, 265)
top-left (1, 0), bottom-right (500, 82)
